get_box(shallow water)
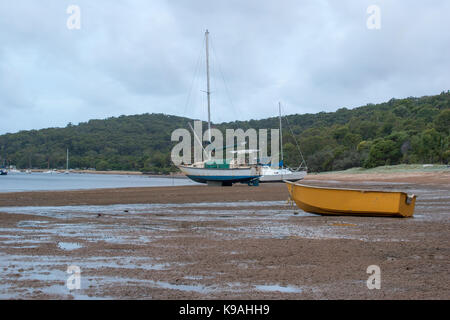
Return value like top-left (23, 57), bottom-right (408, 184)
top-left (0, 172), bottom-right (198, 193)
top-left (58, 242), bottom-right (83, 251)
top-left (255, 284), bottom-right (303, 293)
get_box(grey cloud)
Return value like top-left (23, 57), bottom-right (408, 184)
top-left (0, 0), bottom-right (449, 133)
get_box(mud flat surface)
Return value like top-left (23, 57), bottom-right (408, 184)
top-left (0, 172), bottom-right (449, 299)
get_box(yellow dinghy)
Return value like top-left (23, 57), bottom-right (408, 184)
top-left (285, 181), bottom-right (417, 218)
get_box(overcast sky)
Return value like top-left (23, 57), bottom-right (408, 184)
top-left (0, 0), bottom-right (449, 134)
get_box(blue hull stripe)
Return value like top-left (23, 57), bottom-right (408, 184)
top-left (187, 175), bottom-right (259, 183)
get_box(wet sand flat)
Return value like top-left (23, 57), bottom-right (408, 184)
top-left (0, 172), bottom-right (449, 299)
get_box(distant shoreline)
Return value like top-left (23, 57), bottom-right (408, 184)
top-left (311, 164), bottom-right (449, 175)
top-left (306, 164), bottom-right (450, 184)
top-left (12, 169), bottom-right (187, 178)
top-left (16, 164), bottom-right (449, 175)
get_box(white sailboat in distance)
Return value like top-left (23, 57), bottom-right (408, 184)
top-left (64, 148), bottom-right (70, 174)
top-left (259, 103), bottom-right (307, 183)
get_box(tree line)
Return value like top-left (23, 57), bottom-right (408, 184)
top-left (0, 92), bottom-right (449, 173)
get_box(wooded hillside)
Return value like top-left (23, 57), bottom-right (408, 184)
top-left (1, 91), bottom-right (449, 173)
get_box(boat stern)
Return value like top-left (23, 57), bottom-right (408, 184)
top-left (398, 193), bottom-right (417, 217)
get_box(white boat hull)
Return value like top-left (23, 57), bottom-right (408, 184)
top-left (259, 167), bottom-right (307, 183)
top-left (178, 165), bottom-right (261, 185)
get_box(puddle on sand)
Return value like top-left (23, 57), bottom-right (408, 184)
top-left (57, 242), bottom-right (83, 251)
top-left (255, 284), bottom-right (303, 293)
top-left (150, 281), bottom-right (213, 294)
top-left (183, 275), bottom-right (206, 280)
top-left (0, 253), bottom-right (180, 272)
top-left (17, 221), bottom-right (49, 228)
top-left (0, 252), bottom-right (197, 299)
top-left (0, 201), bottom-right (288, 217)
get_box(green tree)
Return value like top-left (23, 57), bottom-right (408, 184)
top-left (96, 160), bottom-right (110, 171)
top-left (435, 109), bottom-right (450, 134)
top-left (365, 139), bottom-right (402, 168)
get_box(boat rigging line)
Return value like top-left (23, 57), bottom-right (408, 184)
top-left (209, 37), bottom-right (240, 122)
top-left (280, 103), bottom-right (308, 171)
top-left (182, 37), bottom-right (205, 119)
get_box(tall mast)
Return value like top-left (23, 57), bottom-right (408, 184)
top-left (279, 102), bottom-right (283, 168)
top-left (205, 29), bottom-right (211, 142)
top-left (66, 148), bottom-right (69, 171)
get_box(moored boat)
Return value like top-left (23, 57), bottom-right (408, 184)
top-left (65, 148), bottom-right (70, 174)
top-left (179, 162), bottom-right (261, 186)
top-left (260, 102), bottom-right (307, 183)
top-left (176, 30), bottom-right (262, 186)
top-left (285, 181), bottom-right (417, 218)
top-left (260, 166), bottom-right (306, 182)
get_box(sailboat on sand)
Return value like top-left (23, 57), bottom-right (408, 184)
top-left (177, 30), bottom-right (262, 186)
